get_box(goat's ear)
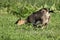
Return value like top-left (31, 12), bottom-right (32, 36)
top-left (49, 10), bottom-right (54, 13)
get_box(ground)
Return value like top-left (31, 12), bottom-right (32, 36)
top-left (0, 0), bottom-right (60, 40)
top-left (0, 8), bottom-right (60, 40)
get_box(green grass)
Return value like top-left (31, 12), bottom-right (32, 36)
top-left (0, 0), bottom-right (60, 40)
top-left (0, 7), bottom-right (60, 40)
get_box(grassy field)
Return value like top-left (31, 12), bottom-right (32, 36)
top-left (0, 0), bottom-right (60, 40)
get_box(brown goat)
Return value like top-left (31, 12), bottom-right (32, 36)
top-left (15, 8), bottom-right (53, 29)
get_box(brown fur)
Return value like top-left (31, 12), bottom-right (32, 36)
top-left (15, 8), bottom-right (53, 27)
top-left (26, 8), bottom-right (51, 26)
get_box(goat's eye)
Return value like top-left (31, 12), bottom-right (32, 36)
top-left (42, 10), bottom-right (45, 13)
top-left (42, 11), bottom-right (44, 12)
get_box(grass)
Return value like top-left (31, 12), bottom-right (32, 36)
top-left (0, 7), bottom-right (60, 40)
top-left (0, 0), bottom-right (60, 40)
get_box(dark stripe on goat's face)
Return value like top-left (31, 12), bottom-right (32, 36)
top-left (40, 8), bottom-right (49, 12)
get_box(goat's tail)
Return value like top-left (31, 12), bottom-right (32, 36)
top-left (15, 19), bottom-right (27, 25)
